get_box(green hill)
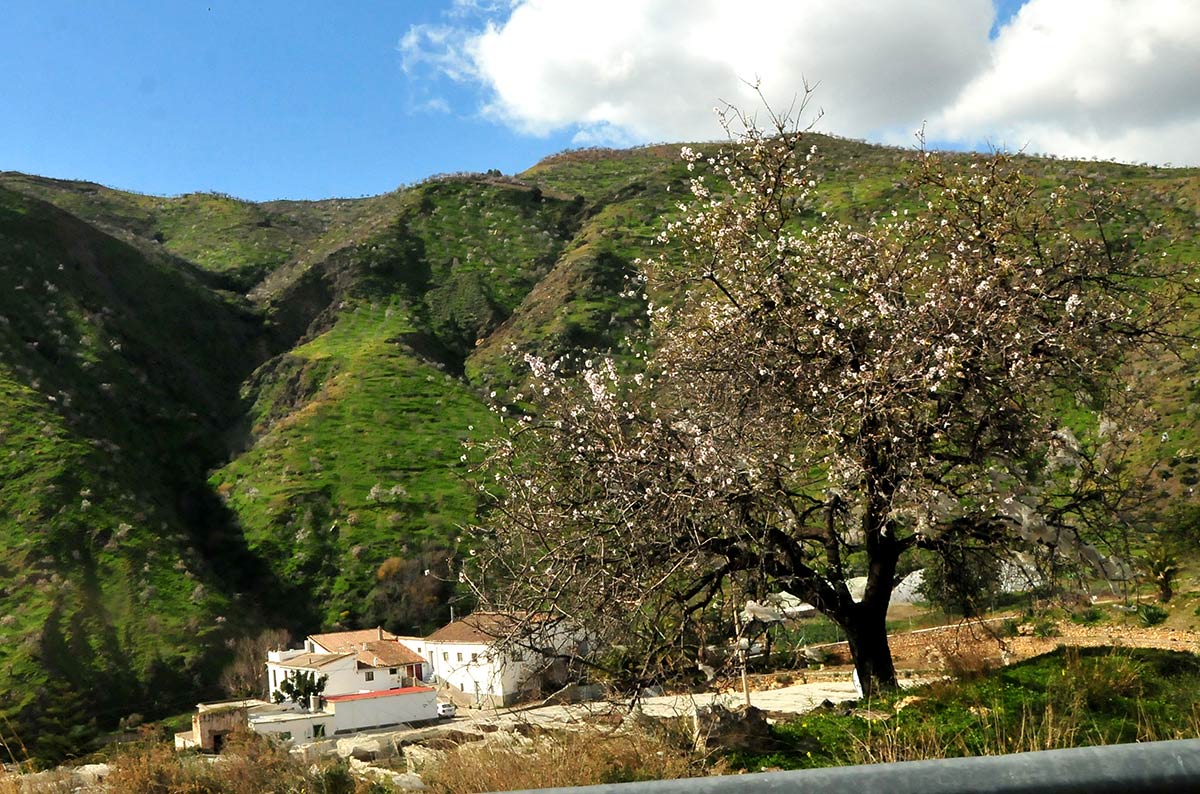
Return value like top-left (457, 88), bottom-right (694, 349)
top-left (0, 136), bottom-right (1198, 762)
top-left (0, 185), bottom-right (270, 757)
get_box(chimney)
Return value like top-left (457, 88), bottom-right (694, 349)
top-left (309, 693), bottom-right (321, 712)
top-left (378, 626), bottom-right (383, 640)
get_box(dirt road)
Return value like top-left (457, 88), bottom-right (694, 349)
top-left (466, 674), bottom-right (930, 733)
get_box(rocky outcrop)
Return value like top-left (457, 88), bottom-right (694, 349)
top-left (691, 703), bottom-right (774, 754)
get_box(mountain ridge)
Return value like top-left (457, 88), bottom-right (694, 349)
top-left (0, 136), bottom-right (1198, 760)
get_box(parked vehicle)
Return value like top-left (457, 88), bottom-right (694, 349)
top-left (436, 702), bottom-right (457, 718)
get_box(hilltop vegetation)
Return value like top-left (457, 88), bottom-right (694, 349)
top-left (0, 135), bottom-right (1198, 761)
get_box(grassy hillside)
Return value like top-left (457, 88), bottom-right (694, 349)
top-left (211, 298), bottom-right (498, 629)
top-left (0, 136), bottom-right (1197, 763)
top-left (0, 172), bottom-right (412, 294)
top-left (0, 186), bottom-right (275, 761)
top-left (208, 175), bottom-right (587, 630)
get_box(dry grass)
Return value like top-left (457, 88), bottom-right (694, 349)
top-left (422, 724), bottom-right (700, 794)
top-left (727, 646), bottom-right (1200, 775)
top-left (1, 725), bottom-right (697, 794)
top-left (0, 769), bottom-right (76, 794)
top-left (928, 639), bottom-right (996, 680)
top-left (0, 729), bottom-right (387, 794)
top-left (848, 695), bottom-right (1200, 766)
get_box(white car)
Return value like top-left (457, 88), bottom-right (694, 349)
top-left (437, 702), bottom-right (457, 718)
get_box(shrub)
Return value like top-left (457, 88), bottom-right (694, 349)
top-left (1137, 603), bottom-right (1169, 626)
top-left (1070, 606), bottom-right (1105, 625)
top-left (1031, 616), bottom-right (1060, 638)
top-left (932, 635), bottom-right (997, 680)
top-left (1056, 649), bottom-right (1145, 710)
top-left (97, 730), bottom-right (388, 794)
top-left (997, 619), bottom-right (1020, 638)
top-left (918, 548), bottom-right (1003, 618)
top-left (422, 726), bottom-right (698, 794)
top-left (1139, 545), bottom-right (1181, 603)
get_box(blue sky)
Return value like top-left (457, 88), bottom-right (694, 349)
top-left (3, 1), bottom-right (1197, 202)
top-left (1, 2), bottom-right (578, 200)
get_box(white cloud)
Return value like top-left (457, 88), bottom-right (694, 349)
top-left (932, 0), bottom-right (1200, 164)
top-left (447, 0), bottom-right (516, 19)
top-left (417, 96), bottom-right (453, 114)
top-left (400, 24), bottom-right (479, 82)
top-left (407, 0), bottom-right (992, 141)
top-left (404, 0), bottom-right (1200, 165)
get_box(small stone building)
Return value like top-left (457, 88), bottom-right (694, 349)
top-left (173, 700), bottom-right (254, 752)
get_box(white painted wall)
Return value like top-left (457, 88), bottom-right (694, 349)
top-left (423, 640), bottom-right (533, 704)
top-left (327, 689), bottom-right (437, 731)
top-left (248, 712), bottom-right (333, 743)
top-left (266, 652), bottom-right (414, 701)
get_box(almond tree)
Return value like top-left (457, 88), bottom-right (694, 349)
top-left (467, 99), bottom-right (1190, 697)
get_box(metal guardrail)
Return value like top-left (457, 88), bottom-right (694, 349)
top-left (505, 739), bottom-right (1200, 794)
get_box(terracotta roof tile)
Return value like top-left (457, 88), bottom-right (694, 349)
top-left (325, 686), bottom-right (435, 703)
top-left (309, 627), bottom-right (396, 652)
top-left (425, 612), bottom-right (541, 644)
top-left (276, 652), bottom-right (353, 670)
top-left (355, 640), bottom-right (426, 669)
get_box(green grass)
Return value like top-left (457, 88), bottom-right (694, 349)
top-left (521, 143), bottom-right (697, 200)
top-left (0, 187), bottom-right (254, 764)
top-left (730, 647), bottom-right (1200, 771)
top-left (212, 298), bottom-right (498, 628)
top-left (0, 173), bottom-right (414, 294)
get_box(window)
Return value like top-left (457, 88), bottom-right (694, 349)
top-left (442, 652), bottom-right (448, 662)
top-left (389, 667), bottom-right (397, 675)
top-left (271, 670), bottom-right (277, 689)
top-left (471, 653), bottom-right (478, 662)
top-left (456, 652), bottom-right (463, 662)
top-left (280, 731), bottom-right (292, 741)
top-left (313, 724), bottom-right (325, 738)
top-left (364, 671), bottom-right (375, 682)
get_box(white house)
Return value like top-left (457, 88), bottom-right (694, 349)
top-left (178, 627), bottom-right (439, 752)
top-left (322, 686), bottom-right (437, 731)
top-left (308, 627), bottom-right (429, 682)
top-left (420, 612), bottom-right (578, 708)
top-left (308, 628), bottom-right (418, 665)
top-left (247, 686), bottom-right (437, 743)
top-left (245, 703), bottom-right (334, 745)
top-left (266, 627), bottom-right (427, 702)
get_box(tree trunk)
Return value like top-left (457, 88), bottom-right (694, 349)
top-left (842, 605), bottom-right (898, 699)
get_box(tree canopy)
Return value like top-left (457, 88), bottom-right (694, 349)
top-left (466, 98), bottom-right (1192, 696)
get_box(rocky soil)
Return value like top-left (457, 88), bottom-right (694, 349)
top-left (807, 614), bottom-right (1200, 677)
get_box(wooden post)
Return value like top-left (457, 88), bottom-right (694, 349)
top-left (734, 612), bottom-right (750, 708)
